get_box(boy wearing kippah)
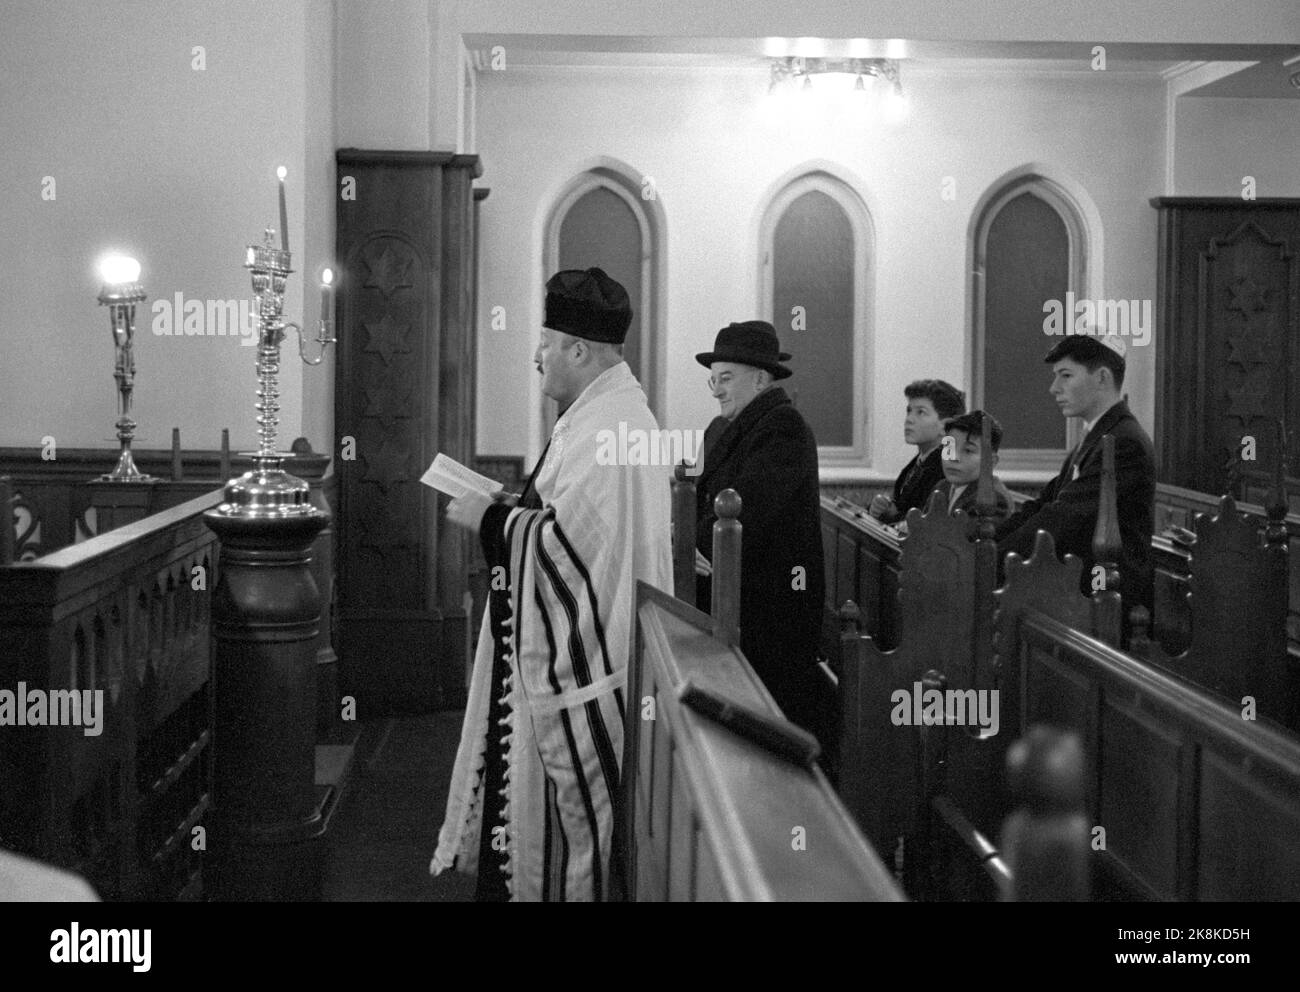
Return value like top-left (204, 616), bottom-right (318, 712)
top-left (995, 333), bottom-right (1155, 619)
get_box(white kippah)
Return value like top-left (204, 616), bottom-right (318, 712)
top-left (1098, 333), bottom-right (1127, 359)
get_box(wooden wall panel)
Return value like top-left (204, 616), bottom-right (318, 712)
top-left (334, 150), bottom-right (482, 714)
top-left (1152, 198), bottom-right (1300, 501)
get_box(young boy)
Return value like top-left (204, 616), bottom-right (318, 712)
top-left (931, 410), bottom-right (1016, 528)
top-left (868, 379), bottom-right (966, 524)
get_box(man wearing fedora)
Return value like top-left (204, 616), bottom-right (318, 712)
top-left (693, 321), bottom-right (834, 760)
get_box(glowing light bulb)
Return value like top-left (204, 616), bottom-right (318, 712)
top-left (99, 254), bottom-right (141, 285)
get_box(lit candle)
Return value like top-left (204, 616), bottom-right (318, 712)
top-left (245, 246), bottom-right (256, 267)
top-left (276, 165), bottom-right (289, 253)
top-left (320, 267), bottom-right (334, 322)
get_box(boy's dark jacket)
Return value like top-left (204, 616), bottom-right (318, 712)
top-left (930, 476), bottom-right (1016, 528)
top-left (694, 387), bottom-right (829, 744)
top-left (995, 399), bottom-right (1155, 610)
top-left (888, 447), bottom-right (946, 522)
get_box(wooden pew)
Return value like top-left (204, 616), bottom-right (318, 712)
top-left (837, 428), bottom-right (1123, 897)
top-left (820, 495), bottom-right (902, 664)
top-left (1130, 495), bottom-right (1296, 732)
top-left (621, 581), bottom-right (902, 900)
top-left (1131, 451), bottom-right (1298, 732)
top-left (995, 543), bottom-right (1300, 899)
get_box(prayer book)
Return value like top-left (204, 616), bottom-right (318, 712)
top-left (678, 677), bottom-right (821, 769)
top-left (419, 453), bottom-right (501, 499)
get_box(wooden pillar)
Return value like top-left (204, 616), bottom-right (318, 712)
top-left (204, 508), bottom-right (330, 901)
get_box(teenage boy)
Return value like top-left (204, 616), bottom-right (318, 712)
top-left (995, 334), bottom-right (1155, 615)
top-left (931, 409), bottom-right (1016, 532)
top-left (868, 379), bottom-right (966, 523)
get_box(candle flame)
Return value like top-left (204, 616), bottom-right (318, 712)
top-left (277, 165), bottom-right (287, 181)
top-left (321, 267), bottom-right (334, 286)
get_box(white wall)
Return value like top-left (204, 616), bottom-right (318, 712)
top-left (1174, 98), bottom-right (1300, 197)
top-left (472, 66), bottom-right (1166, 475)
top-left (0, 0), bottom-right (327, 455)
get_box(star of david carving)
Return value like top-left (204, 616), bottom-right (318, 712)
top-left (363, 373), bottom-right (415, 430)
top-left (360, 437), bottom-right (412, 492)
top-left (1225, 326), bottom-right (1269, 369)
top-left (357, 497), bottom-right (412, 548)
top-left (1227, 275), bottom-right (1268, 316)
top-left (1225, 373), bottom-right (1270, 423)
top-left (363, 246), bottom-right (414, 298)
top-left (364, 313), bottom-right (411, 365)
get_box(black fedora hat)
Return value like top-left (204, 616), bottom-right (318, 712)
top-left (695, 321), bottom-right (793, 380)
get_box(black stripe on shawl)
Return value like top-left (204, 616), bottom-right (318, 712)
top-left (560, 707), bottom-right (603, 901)
top-left (550, 519), bottom-right (617, 679)
top-left (535, 525), bottom-right (595, 689)
top-left (584, 696), bottom-right (621, 822)
top-left (542, 774), bottom-right (553, 902)
top-left (535, 522), bottom-right (622, 821)
top-left (534, 586), bottom-right (562, 695)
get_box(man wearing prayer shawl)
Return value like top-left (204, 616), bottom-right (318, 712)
top-left (431, 267), bottom-right (672, 902)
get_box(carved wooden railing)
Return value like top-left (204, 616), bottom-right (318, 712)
top-left (0, 488), bottom-right (223, 900)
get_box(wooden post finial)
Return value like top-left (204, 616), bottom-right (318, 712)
top-left (837, 599), bottom-right (861, 633)
top-left (974, 411), bottom-right (997, 540)
top-left (711, 488), bottom-right (742, 645)
top-left (1001, 726), bottom-right (1088, 901)
top-left (1090, 434), bottom-right (1123, 646)
top-left (171, 427), bottom-right (183, 481)
top-left (671, 459), bottom-right (697, 602)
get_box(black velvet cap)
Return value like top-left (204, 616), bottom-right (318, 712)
top-left (543, 267), bottom-right (633, 344)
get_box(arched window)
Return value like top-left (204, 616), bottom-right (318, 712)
top-left (542, 164), bottom-right (663, 447)
top-left (758, 169), bottom-right (873, 464)
top-left (971, 173), bottom-right (1092, 468)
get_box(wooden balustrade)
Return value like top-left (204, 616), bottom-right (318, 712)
top-left (623, 582), bottom-right (902, 901)
top-left (0, 488), bottom-right (224, 900)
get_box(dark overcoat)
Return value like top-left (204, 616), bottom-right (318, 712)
top-left (694, 387), bottom-right (830, 747)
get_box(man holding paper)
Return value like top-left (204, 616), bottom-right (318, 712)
top-left (431, 267), bottom-right (672, 902)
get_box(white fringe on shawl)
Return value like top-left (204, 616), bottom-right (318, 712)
top-left (431, 362), bottom-right (673, 901)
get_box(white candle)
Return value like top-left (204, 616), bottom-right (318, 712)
top-left (276, 165), bottom-right (289, 253)
top-left (320, 268), bottom-right (333, 322)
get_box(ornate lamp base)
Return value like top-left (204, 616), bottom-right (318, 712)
top-left (208, 454), bottom-right (324, 519)
top-left (99, 446), bottom-right (155, 483)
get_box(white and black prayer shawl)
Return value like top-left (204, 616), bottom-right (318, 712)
top-left (431, 362), bottom-right (673, 901)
